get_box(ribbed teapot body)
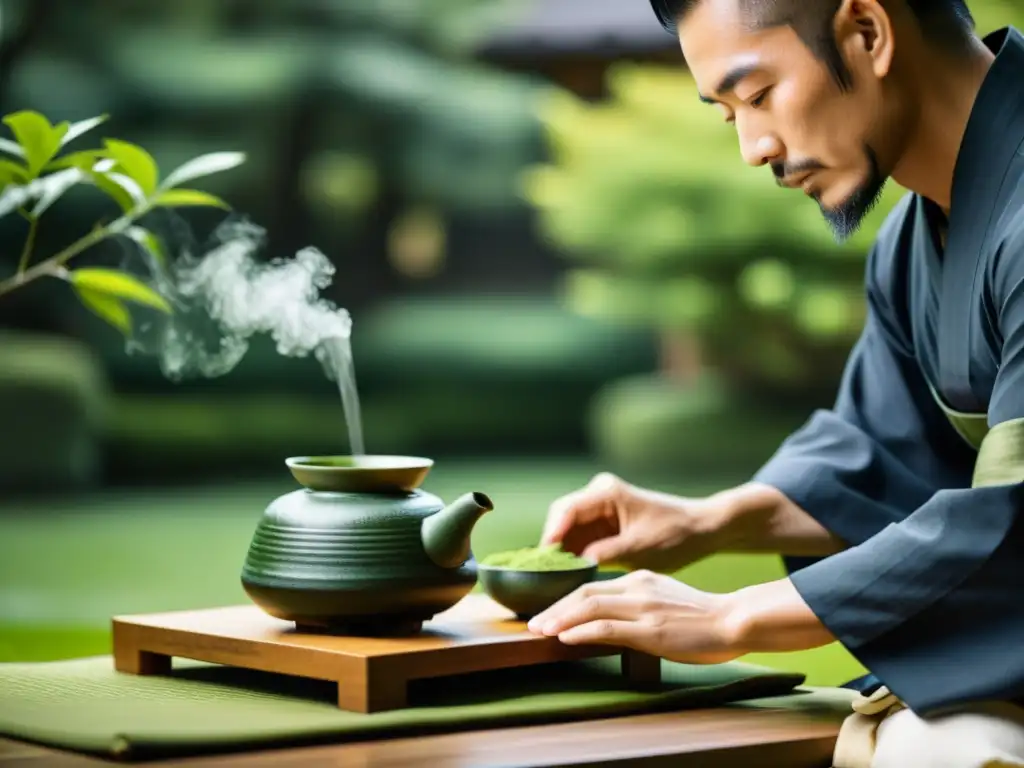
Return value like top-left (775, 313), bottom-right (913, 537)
top-left (241, 488), bottom-right (476, 632)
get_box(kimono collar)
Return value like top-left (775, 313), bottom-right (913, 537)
top-left (936, 27), bottom-right (1024, 412)
top-left (948, 27), bottom-right (1024, 219)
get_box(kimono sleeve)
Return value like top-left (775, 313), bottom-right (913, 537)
top-left (778, 228), bottom-right (1024, 715)
top-left (752, 244), bottom-right (973, 553)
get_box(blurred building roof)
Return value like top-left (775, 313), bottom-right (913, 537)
top-left (479, 0), bottom-right (677, 58)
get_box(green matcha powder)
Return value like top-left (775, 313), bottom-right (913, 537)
top-left (480, 544), bottom-right (592, 571)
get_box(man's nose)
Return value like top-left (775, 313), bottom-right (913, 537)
top-left (738, 124), bottom-right (782, 168)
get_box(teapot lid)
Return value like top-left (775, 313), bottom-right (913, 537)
top-left (285, 455), bottom-right (434, 494)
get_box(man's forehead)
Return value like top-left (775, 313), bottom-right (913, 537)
top-left (680, 2), bottom-right (774, 96)
top-left (678, 0), bottom-right (749, 35)
top-left (679, 0), bottom-right (770, 62)
top-left (674, 0), bottom-right (796, 30)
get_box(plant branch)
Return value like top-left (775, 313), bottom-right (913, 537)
top-left (17, 215), bottom-right (38, 274)
top-left (0, 212), bottom-right (136, 299)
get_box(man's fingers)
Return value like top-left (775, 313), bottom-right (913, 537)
top-left (540, 490), bottom-right (582, 544)
top-left (527, 577), bottom-right (627, 632)
top-left (530, 591), bottom-right (641, 637)
top-left (557, 618), bottom-right (643, 647)
top-left (541, 483), bottom-right (612, 544)
top-left (582, 534), bottom-right (633, 566)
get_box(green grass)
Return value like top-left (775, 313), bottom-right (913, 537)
top-left (0, 457), bottom-right (864, 686)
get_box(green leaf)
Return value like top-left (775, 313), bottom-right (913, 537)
top-left (60, 115), bottom-right (109, 148)
top-left (44, 150), bottom-right (103, 172)
top-left (85, 171), bottom-right (138, 213)
top-left (69, 268), bottom-right (172, 314)
top-left (74, 285), bottom-right (133, 336)
top-left (103, 139), bottom-right (159, 197)
top-left (154, 189), bottom-right (230, 209)
top-left (30, 168), bottom-right (87, 216)
top-left (0, 138), bottom-right (25, 158)
top-left (0, 159), bottom-right (27, 186)
top-left (161, 151), bottom-right (245, 190)
top-left (41, 150), bottom-right (143, 213)
top-left (105, 172), bottom-right (147, 209)
top-left (125, 226), bottom-right (166, 266)
top-left (2, 111), bottom-right (66, 177)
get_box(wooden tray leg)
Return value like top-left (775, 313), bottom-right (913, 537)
top-left (622, 649), bottom-right (662, 687)
top-left (114, 648), bottom-right (172, 675)
top-left (339, 666), bottom-right (409, 713)
top-left (112, 624), bottom-right (172, 675)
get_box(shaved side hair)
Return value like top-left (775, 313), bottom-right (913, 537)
top-left (650, 0), bottom-right (976, 89)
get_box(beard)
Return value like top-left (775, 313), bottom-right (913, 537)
top-left (816, 145), bottom-right (888, 243)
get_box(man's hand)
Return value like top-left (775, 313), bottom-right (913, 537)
top-left (542, 473), bottom-right (846, 573)
top-left (540, 473), bottom-right (737, 573)
top-left (527, 570), bottom-right (837, 661)
top-left (526, 569), bottom-right (744, 664)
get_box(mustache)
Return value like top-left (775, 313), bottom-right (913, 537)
top-left (772, 159), bottom-right (826, 184)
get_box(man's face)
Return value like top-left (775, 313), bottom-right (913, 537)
top-left (679, 0), bottom-right (897, 241)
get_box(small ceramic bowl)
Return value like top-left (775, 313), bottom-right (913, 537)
top-left (285, 455), bottom-right (434, 493)
top-left (477, 560), bottom-right (598, 620)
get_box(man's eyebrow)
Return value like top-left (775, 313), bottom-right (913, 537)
top-left (698, 64), bottom-right (759, 104)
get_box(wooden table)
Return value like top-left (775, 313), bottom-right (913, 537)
top-left (0, 704), bottom-right (843, 767)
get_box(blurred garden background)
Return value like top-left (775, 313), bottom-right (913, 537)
top-left (1, 0), bottom-right (1022, 686)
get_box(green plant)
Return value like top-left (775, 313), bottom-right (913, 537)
top-left (0, 110), bottom-right (245, 335)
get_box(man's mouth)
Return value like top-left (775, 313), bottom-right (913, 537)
top-left (778, 171), bottom-right (815, 190)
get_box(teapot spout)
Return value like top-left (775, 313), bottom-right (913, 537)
top-left (421, 492), bottom-right (493, 569)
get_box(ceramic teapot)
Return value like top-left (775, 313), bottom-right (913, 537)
top-left (240, 455), bottom-right (493, 635)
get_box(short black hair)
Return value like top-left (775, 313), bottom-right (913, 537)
top-left (650, 0), bottom-right (976, 89)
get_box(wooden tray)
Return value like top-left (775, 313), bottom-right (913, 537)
top-left (111, 594), bottom-right (661, 713)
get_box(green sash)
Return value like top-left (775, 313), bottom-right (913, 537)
top-left (928, 385), bottom-right (1024, 488)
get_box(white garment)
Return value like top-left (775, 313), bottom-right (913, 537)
top-left (832, 686), bottom-right (1024, 768)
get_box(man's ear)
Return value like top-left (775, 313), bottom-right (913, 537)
top-left (835, 0), bottom-right (895, 80)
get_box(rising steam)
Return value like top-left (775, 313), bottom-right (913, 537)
top-left (115, 213), bottom-right (365, 454)
top-left (123, 216), bottom-right (352, 382)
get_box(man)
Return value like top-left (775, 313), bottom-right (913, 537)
top-left (527, 1), bottom-right (1024, 765)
